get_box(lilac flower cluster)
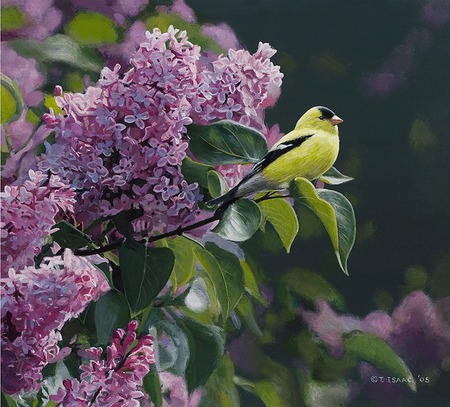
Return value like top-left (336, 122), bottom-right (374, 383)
top-left (302, 291), bottom-right (450, 405)
top-left (193, 42), bottom-right (283, 129)
top-left (40, 26), bottom-right (283, 234)
top-left (1, 250), bottom-right (109, 394)
top-left (1, 170), bottom-right (75, 275)
top-left (40, 27), bottom-right (202, 235)
top-left (51, 321), bottom-right (154, 406)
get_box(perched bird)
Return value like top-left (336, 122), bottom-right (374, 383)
top-left (207, 106), bottom-right (343, 208)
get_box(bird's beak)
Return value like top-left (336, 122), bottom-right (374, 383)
top-left (331, 115), bottom-right (344, 126)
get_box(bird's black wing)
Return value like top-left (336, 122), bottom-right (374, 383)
top-left (238, 134), bottom-right (314, 185)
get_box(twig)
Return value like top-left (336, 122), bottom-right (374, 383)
top-left (72, 194), bottom-right (289, 256)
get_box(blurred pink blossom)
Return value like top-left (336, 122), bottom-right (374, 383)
top-left (1, 0), bottom-right (62, 40)
top-left (50, 321), bottom-right (154, 406)
top-left (201, 23), bottom-right (241, 51)
top-left (158, 372), bottom-right (202, 407)
top-left (1, 43), bottom-right (44, 106)
top-left (303, 291), bottom-right (450, 405)
top-left (1, 250), bottom-right (109, 394)
top-left (69, 0), bottom-right (147, 25)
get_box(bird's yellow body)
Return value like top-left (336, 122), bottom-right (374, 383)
top-left (263, 128), bottom-right (339, 187)
top-left (207, 106), bottom-right (343, 207)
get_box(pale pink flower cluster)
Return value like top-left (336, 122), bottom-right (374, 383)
top-left (51, 321), bottom-right (154, 406)
top-left (1, 250), bottom-right (109, 394)
top-left (40, 27), bottom-right (202, 235)
top-left (40, 27), bottom-right (283, 234)
top-left (1, 170), bottom-right (76, 275)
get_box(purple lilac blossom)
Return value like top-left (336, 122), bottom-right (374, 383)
top-left (50, 321), bottom-right (154, 406)
top-left (1, 122), bottom-right (52, 185)
top-left (302, 291), bottom-right (450, 405)
top-left (1, 0), bottom-right (62, 40)
top-left (201, 23), bottom-right (241, 51)
top-left (421, 0), bottom-right (450, 27)
top-left (40, 27), bottom-right (203, 235)
top-left (100, 21), bottom-right (147, 70)
top-left (40, 26), bottom-right (283, 234)
top-left (1, 43), bottom-right (45, 107)
top-left (160, 0), bottom-right (240, 50)
top-left (193, 42), bottom-right (283, 129)
top-left (1, 250), bottom-right (109, 394)
top-left (1, 170), bottom-right (76, 275)
top-left (169, 0), bottom-right (196, 23)
top-left (1, 111), bottom-right (35, 153)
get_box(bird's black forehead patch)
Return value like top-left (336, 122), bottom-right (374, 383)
top-left (318, 106), bottom-right (335, 119)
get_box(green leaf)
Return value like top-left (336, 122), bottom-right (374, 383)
top-left (213, 199), bottom-right (262, 242)
top-left (290, 178), bottom-right (354, 275)
top-left (112, 211), bottom-right (135, 237)
top-left (254, 380), bottom-right (285, 407)
top-left (320, 167), bottom-right (354, 185)
top-left (157, 236), bottom-right (197, 291)
top-left (146, 314), bottom-right (190, 374)
top-left (146, 14), bottom-right (224, 54)
top-left (143, 368), bottom-right (163, 407)
top-left (188, 121), bottom-right (268, 165)
top-left (181, 156), bottom-right (214, 189)
top-left (65, 12), bottom-right (119, 46)
top-left (178, 316), bottom-right (225, 391)
top-left (241, 260), bottom-right (267, 306)
top-left (258, 197), bottom-right (299, 253)
top-left (63, 352), bottom-right (82, 380)
top-left (119, 242), bottom-right (174, 313)
top-left (343, 331), bottom-right (416, 392)
top-left (194, 243), bottom-right (244, 320)
top-left (52, 220), bottom-right (93, 250)
top-left (1, 6), bottom-right (26, 31)
top-left (236, 295), bottom-right (263, 337)
top-left (94, 290), bottom-right (130, 344)
top-left (202, 355), bottom-right (240, 407)
top-left (1, 74), bottom-right (24, 125)
top-left (44, 94), bottom-right (65, 114)
top-left (207, 169), bottom-right (228, 198)
top-left (305, 380), bottom-right (350, 407)
top-left (2, 392), bottom-right (18, 407)
top-left (282, 268), bottom-right (346, 310)
top-left (318, 189), bottom-right (356, 275)
top-left (9, 35), bottom-right (103, 72)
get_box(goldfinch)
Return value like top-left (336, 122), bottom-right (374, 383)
top-left (207, 106), bottom-right (343, 207)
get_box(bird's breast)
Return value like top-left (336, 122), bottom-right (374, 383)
top-left (263, 132), bottom-right (339, 185)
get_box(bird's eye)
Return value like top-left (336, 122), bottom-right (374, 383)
top-left (319, 115), bottom-right (325, 120)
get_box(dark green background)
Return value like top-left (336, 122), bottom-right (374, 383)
top-left (190, 0), bottom-right (449, 405)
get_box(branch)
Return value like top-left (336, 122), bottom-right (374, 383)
top-left (73, 194), bottom-right (290, 256)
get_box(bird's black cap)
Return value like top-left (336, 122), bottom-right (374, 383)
top-left (317, 106), bottom-right (335, 119)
